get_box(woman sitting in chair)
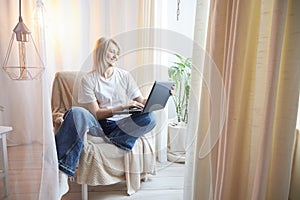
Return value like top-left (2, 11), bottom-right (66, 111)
top-left (55, 37), bottom-right (173, 198)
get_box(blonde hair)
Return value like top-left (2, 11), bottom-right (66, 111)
top-left (93, 37), bottom-right (120, 75)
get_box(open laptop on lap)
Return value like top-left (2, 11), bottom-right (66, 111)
top-left (113, 81), bottom-right (174, 115)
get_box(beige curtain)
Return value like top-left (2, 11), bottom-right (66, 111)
top-left (290, 129), bottom-right (300, 199)
top-left (185, 0), bottom-right (300, 199)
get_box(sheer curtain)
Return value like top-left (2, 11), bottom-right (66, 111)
top-left (184, 0), bottom-right (300, 199)
top-left (0, 0), bottom-right (157, 199)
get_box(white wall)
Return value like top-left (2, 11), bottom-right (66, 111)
top-left (154, 0), bottom-right (197, 120)
top-left (163, 0), bottom-right (196, 40)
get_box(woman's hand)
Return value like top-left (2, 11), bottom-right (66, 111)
top-left (55, 116), bottom-right (64, 125)
top-left (123, 100), bottom-right (144, 110)
top-left (170, 84), bottom-right (175, 95)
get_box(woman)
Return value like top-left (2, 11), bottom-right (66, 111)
top-left (78, 37), bottom-right (157, 151)
top-left (55, 37), bottom-right (168, 198)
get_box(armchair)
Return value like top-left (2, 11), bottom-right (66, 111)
top-left (51, 71), bottom-right (156, 199)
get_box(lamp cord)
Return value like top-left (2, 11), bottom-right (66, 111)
top-left (177, 0), bottom-right (180, 21)
top-left (19, 0), bottom-right (22, 21)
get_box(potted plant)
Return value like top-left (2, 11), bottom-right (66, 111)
top-left (168, 53), bottom-right (191, 124)
top-left (167, 54), bottom-right (191, 162)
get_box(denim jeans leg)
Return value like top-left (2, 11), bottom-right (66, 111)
top-left (99, 112), bottom-right (156, 151)
top-left (55, 106), bottom-right (104, 176)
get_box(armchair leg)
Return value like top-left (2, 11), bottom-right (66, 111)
top-left (82, 184), bottom-right (88, 200)
top-left (141, 174), bottom-right (149, 182)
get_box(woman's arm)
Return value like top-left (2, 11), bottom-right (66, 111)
top-left (83, 101), bottom-right (123, 120)
top-left (83, 100), bottom-right (145, 120)
top-left (133, 96), bottom-right (147, 105)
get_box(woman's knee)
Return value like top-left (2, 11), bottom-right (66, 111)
top-left (67, 107), bottom-right (94, 121)
top-left (147, 112), bottom-right (157, 127)
top-left (130, 112), bottom-right (156, 127)
top-left (69, 106), bottom-right (90, 116)
top-left (70, 106), bottom-right (88, 114)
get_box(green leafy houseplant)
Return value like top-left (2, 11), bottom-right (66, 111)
top-left (168, 54), bottom-right (191, 124)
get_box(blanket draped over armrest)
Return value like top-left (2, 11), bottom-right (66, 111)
top-left (51, 71), bottom-right (156, 195)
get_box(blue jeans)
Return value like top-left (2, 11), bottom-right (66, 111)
top-left (55, 107), bottom-right (156, 177)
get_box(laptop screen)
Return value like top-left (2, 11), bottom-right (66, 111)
top-left (143, 81), bottom-right (175, 113)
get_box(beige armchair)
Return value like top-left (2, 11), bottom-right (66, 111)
top-left (51, 71), bottom-right (156, 199)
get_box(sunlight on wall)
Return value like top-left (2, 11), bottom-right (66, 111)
top-left (46, 1), bottom-right (84, 71)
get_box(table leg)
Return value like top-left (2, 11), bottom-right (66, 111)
top-left (2, 134), bottom-right (9, 198)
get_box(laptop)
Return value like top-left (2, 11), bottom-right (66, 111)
top-left (113, 81), bottom-right (175, 115)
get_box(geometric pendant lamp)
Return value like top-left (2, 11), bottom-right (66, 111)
top-left (2, 0), bottom-right (45, 80)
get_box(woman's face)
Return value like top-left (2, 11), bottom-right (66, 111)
top-left (105, 42), bottom-right (119, 66)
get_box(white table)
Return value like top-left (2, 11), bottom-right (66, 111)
top-left (0, 126), bottom-right (12, 199)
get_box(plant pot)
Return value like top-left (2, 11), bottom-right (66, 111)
top-left (167, 123), bottom-right (187, 162)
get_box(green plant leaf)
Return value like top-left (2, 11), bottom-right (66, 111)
top-left (168, 53), bottom-right (191, 124)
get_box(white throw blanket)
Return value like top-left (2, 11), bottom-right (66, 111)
top-left (76, 132), bottom-right (156, 195)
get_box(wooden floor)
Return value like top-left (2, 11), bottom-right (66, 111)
top-left (1, 143), bottom-right (185, 200)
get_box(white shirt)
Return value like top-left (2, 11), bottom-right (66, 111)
top-left (78, 68), bottom-right (142, 119)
